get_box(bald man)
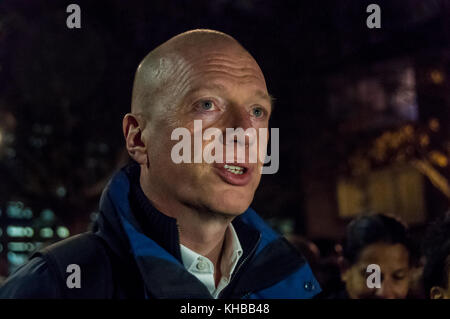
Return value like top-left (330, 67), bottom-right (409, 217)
top-left (0, 30), bottom-right (320, 299)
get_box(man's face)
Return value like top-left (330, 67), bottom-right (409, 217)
top-left (341, 242), bottom-right (410, 299)
top-left (143, 45), bottom-right (271, 216)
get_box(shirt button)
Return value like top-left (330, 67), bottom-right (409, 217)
top-left (196, 260), bottom-right (207, 271)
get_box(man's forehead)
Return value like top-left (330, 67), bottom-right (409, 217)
top-left (158, 47), bottom-right (269, 95)
top-left (132, 30), bottom-right (271, 114)
top-left (161, 45), bottom-right (262, 74)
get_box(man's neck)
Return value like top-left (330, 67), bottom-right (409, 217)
top-left (140, 170), bottom-right (233, 270)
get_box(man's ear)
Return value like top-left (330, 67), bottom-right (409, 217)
top-left (123, 113), bottom-right (147, 165)
top-left (430, 286), bottom-right (445, 299)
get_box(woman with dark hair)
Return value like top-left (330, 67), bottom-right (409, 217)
top-left (337, 213), bottom-right (412, 299)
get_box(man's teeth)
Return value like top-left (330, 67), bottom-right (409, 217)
top-left (224, 164), bottom-right (244, 175)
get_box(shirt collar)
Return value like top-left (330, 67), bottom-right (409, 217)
top-left (220, 223), bottom-right (243, 276)
top-left (180, 223), bottom-right (243, 278)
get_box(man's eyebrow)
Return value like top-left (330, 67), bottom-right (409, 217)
top-left (269, 94), bottom-right (276, 111)
top-left (256, 91), bottom-right (276, 111)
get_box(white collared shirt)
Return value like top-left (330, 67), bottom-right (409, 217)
top-left (179, 224), bottom-right (243, 298)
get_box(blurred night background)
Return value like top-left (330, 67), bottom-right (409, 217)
top-left (0, 0), bottom-right (449, 289)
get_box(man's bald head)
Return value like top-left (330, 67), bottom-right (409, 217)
top-left (124, 29), bottom-right (271, 217)
top-left (130, 29), bottom-right (264, 119)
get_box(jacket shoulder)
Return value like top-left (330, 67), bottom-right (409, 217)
top-left (0, 233), bottom-right (114, 299)
top-left (0, 256), bottom-right (59, 299)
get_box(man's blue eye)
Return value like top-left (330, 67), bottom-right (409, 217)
top-left (201, 101), bottom-right (214, 110)
top-left (252, 107), bottom-right (264, 118)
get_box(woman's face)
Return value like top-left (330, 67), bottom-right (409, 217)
top-left (341, 242), bottom-right (410, 299)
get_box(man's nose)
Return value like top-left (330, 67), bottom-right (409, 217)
top-left (223, 108), bottom-right (257, 146)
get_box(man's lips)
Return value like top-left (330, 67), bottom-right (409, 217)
top-left (213, 162), bottom-right (254, 186)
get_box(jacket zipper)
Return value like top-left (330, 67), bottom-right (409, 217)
top-left (218, 233), bottom-right (261, 299)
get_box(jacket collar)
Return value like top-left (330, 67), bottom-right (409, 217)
top-left (125, 162), bottom-right (182, 262)
top-left (93, 161), bottom-right (314, 298)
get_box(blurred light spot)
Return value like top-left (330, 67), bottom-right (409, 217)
top-left (0, 244), bottom-right (2, 253)
top-left (5, 205), bottom-right (19, 218)
top-left (7, 226), bottom-right (34, 238)
top-left (57, 226), bottom-right (70, 238)
top-left (7, 202), bottom-right (23, 218)
top-left (39, 227), bottom-right (54, 238)
top-left (430, 151), bottom-right (448, 167)
top-left (90, 212), bottom-right (99, 222)
top-left (56, 186), bottom-right (67, 197)
top-left (6, 202), bottom-right (32, 219)
top-left (8, 242), bottom-right (35, 252)
top-left (41, 209), bottom-right (55, 222)
top-left (22, 208), bottom-right (33, 219)
top-left (279, 219), bottom-right (294, 235)
top-left (420, 134), bottom-right (430, 147)
top-left (429, 118), bottom-right (440, 132)
top-left (430, 70), bottom-right (444, 84)
top-left (7, 251), bottom-right (28, 266)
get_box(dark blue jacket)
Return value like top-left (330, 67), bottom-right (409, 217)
top-left (0, 162), bottom-right (321, 299)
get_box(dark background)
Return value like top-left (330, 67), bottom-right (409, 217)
top-left (0, 0), bottom-right (449, 277)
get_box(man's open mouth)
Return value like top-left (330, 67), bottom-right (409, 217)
top-left (223, 164), bottom-right (247, 175)
top-left (213, 163), bottom-right (253, 186)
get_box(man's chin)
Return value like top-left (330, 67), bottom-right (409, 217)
top-left (196, 181), bottom-right (256, 216)
top-left (217, 206), bottom-right (249, 217)
top-left (206, 195), bottom-right (253, 217)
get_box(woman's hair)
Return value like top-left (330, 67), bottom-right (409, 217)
top-left (422, 212), bottom-right (450, 296)
top-left (342, 213), bottom-right (411, 265)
